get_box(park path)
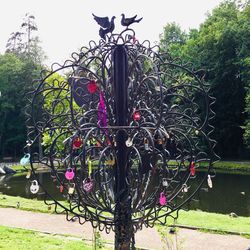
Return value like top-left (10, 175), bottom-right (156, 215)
top-left (0, 207), bottom-right (249, 250)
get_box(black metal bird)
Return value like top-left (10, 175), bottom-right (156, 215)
top-left (92, 14), bottom-right (116, 39)
top-left (121, 14), bottom-right (143, 27)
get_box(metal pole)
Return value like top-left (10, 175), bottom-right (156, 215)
top-left (113, 45), bottom-right (133, 249)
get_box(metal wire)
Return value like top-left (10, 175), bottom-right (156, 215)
top-left (24, 26), bottom-right (218, 242)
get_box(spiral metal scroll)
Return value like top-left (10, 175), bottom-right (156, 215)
top-left (25, 28), bottom-right (218, 238)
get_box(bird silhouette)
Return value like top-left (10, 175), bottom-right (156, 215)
top-left (92, 14), bottom-right (116, 39)
top-left (121, 14), bottom-right (143, 27)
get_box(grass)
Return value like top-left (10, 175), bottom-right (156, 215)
top-left (0, 194), bottom-right (67, 214)
top-left (1, 194), bottom-right (250, 235)
top-left (0, 225), bottom-right (92, 250)
top-left (173, 210), bottom-right (250, 234)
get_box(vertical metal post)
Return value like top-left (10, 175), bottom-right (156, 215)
top-left (113, 45), bottom-right (133, 249)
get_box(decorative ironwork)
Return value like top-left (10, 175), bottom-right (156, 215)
top-left (24, 16), bottom-right (218, 249)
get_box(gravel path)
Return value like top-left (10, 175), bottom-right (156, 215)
top-left (0, 207), bottom-right (249, 250)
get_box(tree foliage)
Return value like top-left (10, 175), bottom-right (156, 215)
top-left (0, 14), bottom-right (45, 159)
top-left (159, 0), bottom-right (250, 159)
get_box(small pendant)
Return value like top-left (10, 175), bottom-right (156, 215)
top-left (26, 170), bottom-right (31, 179)
top-left (144, 138), bottom-right (149, 150)
top-left (65, 168), bottom-right (75, 180)
top-left (59, 185), bottom-right (64, 193)
top-left (68, 183), bottom-right (75, 195)
top-left (182, 184), bottom-right (188, 193)
top-left (190, 161), bottom-right (196, 176)
top-left (73, 137), bottom-right (83, 149)
top-left (162, 178), bottom-right (168, 187)
top-left (20, 153), bottom-right (30, 166)
top-left (133, 110), bottom-right (141, 121)
top-left (88, 159), bottom-right (92, 176)
top-left (83, 177), bottom-right (94, 193)
top-left (207, 174), bottom-right (213, 188)
top-left (30, 180), bottom-right (39, 194)
top-left (125, 137), bottom-right (133, 147)
top-left (159, 192), bottom-right (167, 206)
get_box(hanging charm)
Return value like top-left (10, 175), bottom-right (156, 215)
top-left (159, 192), bottom-right (167, 206)
top-left (68, 183), bottom-right (75, 195)
top-left (125, 137), bottom-right (133, 147)
top-left (65, 168), bottom-right (75, 180)
top-left (182, 184), bottom-right (188, 193)
top-left (20, 153), bottom-right (30, 166)
top-left (73, 137), bottom-right (83, 149)
top-left (133, 110), bottom-right (141, 121)
top-left (59, 184), bottom-right (64, 193)
top-left (87, 80), bottom-right (98, 94)
top-left (98, 91), bottom-right (107, 128)
top-left (26, 170), bottom-right (31, 179)
top-left (144, 138), bottom-right (149, 150)
top-left (190, 161), bottom-right (196, 176)
top-left (30, 180), bottom-right (39, 194)
top-left (162, 178), bottom-right (168, 187)
top-left (207, 174), bottom-right (213, 188)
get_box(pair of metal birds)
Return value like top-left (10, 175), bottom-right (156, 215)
top-left (92, 14), bottom-right (143, 39)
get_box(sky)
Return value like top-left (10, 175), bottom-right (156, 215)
top-left (0, 0), bottom-right (225, 66)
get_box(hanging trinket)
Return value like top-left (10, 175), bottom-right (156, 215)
top-left (83, 177), bottom-right (94, 193)
top-left (144, 138), bottom-right (149, 150)
top-left (88, 159), bottom-right (92, 176)
top-left (182, 184), bottom-right (188, 193)
top-left (26, 170), bottom-right (31, 179)
top-left (20, 153), bottom-right (31, 166)
top-left (68, 183), bottom-right (75, 195)
top-left (125, 137), bottom-right (133, 147)
top-left (133, 110), bottom-right (141, 121)
top-left (30, 180), bottom-right (39, 194)
top-left (73, 137), bottom-right (82, 149)
top-left (157, 138), bottom-right (163, 145)
top-left (162, 178), bottom-right (168, 187)
top-left (65, 168), bottom-right (75, 180)
top-left (87, 80), bottom-right (98, 94)
top-left (190, 161), bottom-right (196, 176)
top-left (59, 184), bottom-right (64, 193)
top-left (207, 174), bottom-right (213, 188)
top-left (98, 91), bottom-right (107, 128)
top-left (159, 192), bottom-right (167, 206)
top-left (195, 130), bottom-right (199, 135)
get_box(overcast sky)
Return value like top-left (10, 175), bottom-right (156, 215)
top-left (0, 0), bottom-right (224, 65)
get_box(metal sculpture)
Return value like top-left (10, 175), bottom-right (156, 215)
top-left (24, 15), bottom-right (218, 249)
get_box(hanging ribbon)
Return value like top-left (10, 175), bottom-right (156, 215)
top-left (98, 91), bottom-right (107, 128)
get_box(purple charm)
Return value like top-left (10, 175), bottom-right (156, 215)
top-left (83, 177), bottom-right (94, 193)
top-left (98, 91), bottom-right (107, 128)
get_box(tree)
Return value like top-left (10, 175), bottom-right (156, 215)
top-left (0, 13), bottom-right (45, 159)
top-left (159, 0), bottom-right (250, 159)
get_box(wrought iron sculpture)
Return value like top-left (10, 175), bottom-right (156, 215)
top-left (25, 15), bottom-right (218, 249)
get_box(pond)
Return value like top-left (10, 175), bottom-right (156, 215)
top-left (0, 170), bottom-right (249, 217)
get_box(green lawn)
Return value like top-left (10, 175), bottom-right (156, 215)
top-left (1, 194), bottom-right (250, 235)
top-left (170, 210), bottom-right (250, 234)
top-left (0, 225), bottom-right (92, 250)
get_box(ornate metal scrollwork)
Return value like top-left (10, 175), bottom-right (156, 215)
top-left (25, 21), bottom-right (218, 248)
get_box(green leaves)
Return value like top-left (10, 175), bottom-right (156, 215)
top-left (159, 0), bottom-right (250, 158)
